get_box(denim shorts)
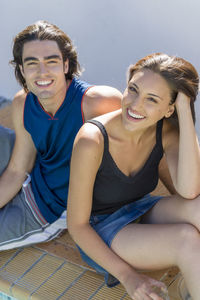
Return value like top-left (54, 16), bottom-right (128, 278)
top-left (77, 193), bottom-right (162, 287)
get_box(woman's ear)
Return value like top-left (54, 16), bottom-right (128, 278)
top-left (165, 104), bottom-right (175, 118)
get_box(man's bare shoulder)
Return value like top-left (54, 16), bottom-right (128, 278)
top-left (83, 85), bottom-right (122, 120)
top-left (12, 90), bottom-right (27, 106)
top-left (12, 90), bottom-right (27, 127)
top-left (86, 85), bottom-right (122, 98)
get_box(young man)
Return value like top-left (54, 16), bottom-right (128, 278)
top-left (0, 20), bottom-right (122, 250)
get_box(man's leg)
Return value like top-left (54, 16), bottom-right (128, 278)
top-left (0, 126), bottom-right (15, 175)
top-left (0, 185), bottom-right (66, 250)
top-left (0, 126), bottom-right (66, 250)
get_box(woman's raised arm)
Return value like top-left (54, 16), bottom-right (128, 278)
top-left (164, 92), bottom-right (200, 198)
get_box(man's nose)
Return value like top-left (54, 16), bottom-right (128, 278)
top-left (38, 63), bottom-right (48, 74)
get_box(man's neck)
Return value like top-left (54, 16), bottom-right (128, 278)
top-left (37, 80), bottom-right (70, 116)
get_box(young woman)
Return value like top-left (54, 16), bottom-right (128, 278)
top-left (67, 53), bottom-right (200, 300)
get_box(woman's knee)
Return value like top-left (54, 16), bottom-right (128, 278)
top-left (184, 195), bottom-right (200, 223)
top-left (176, 223), bottom-right (200, 263)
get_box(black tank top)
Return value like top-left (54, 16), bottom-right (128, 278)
top-left (87, 119), bottom-right (163, 215)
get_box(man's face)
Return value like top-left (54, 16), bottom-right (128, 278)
top-left (20, 40), bottom-right (68, 103)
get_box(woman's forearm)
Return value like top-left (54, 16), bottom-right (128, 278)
top-left (68, 223), bottom-right (136, 283)
top-left (176, 94), bottom-right (200, 198)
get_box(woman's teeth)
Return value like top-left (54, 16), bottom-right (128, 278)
top-left (128, 109), bottom-right (145, 119)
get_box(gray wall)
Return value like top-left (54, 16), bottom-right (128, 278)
top-left (1, 0), bottom-right (200, 136)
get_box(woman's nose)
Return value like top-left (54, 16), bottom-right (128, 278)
top-left (130, 95), bottom-right (143, 109)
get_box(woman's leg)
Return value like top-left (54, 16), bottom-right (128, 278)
top-left (111, 222), bottom-right (200, 299)
top-left (141, 194), bottom-right (200, 230)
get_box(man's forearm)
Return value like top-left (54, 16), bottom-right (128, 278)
top-left (0, 169), bottom-right (26, 208)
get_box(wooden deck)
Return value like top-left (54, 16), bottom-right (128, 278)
top-left (0, 104), bottom-right (185, 299)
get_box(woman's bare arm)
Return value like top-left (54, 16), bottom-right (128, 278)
top-left (164, 92), bottom-right (200, 199)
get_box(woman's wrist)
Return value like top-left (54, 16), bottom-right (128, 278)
top-left (116, 264), bottom-right (138, 285)
top-left (175, 93), bottom-right (191, 114)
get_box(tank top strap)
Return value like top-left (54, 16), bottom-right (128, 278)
top-left (156, 118), bottom-right (163, 147)
top-left (86, 120), bottom-right (109, 151)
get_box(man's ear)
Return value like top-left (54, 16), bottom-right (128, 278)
top-left (19, 64), bottom-right (25, 78)
top-left (165, 104), bottom-right (175, 118)
top-left (64, 59), bottom-right (69, 74)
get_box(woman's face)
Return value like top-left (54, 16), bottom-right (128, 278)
top-left (122, 69), bottom-right (174, 131)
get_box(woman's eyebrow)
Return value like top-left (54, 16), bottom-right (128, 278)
top-left (129, 83), bottom-right (139, 90)
top-left (148, 93), bottom-right (163, 101)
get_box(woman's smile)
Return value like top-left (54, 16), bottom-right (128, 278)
top-left (127, 108), bottom-right (146, 121)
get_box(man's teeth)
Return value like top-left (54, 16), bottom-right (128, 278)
top-left (128, 109), bottom-right (145, 119)
top-left (36, 80), bottom-right (52, 86)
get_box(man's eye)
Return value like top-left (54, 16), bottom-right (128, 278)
top-left (27, 62), bottom-right (37, 66)
top-left (48, 60), bottom-right (58, 64)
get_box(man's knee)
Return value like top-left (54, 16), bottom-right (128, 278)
top-left (0, 126), bottom-right (15, 174)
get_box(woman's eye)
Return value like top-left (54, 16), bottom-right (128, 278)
top-left (147, 97), bottom-right (157, 103)
top-left (128, 86), bottom-right (137, 93)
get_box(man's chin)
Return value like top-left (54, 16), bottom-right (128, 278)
top-left (33, 91), bottom-right (53, 100)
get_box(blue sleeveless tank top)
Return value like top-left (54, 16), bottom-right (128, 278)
top-left (24, 78), bottom-right (92, 223)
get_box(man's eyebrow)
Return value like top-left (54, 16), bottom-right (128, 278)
top-left (148, 93), bottom-right (163, 101)
top-left (23, 57), bottom-right (38, 63)
top-left (44, 55), bottom-right (62, 60)
top-left (23, 55), bottom-right (62, 63)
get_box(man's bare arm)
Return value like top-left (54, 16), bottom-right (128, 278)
top-left (83, 86), bottom-right (122, 121)
top-left (0, 92), bottom-right (36, 208)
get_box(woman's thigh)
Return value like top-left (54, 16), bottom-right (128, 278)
top-left (111, 222), bottom-right (199, 271)
top-left (141, 194), bottom-right (200, 227)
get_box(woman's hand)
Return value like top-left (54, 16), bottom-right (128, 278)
top-left (175, 91), bottom-right (191, 112)
top-left (122, 271), bottom-right (168, 300)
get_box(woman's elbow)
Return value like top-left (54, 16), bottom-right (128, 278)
top-left (67, 220), bottom-right (88, 240)
top-left (67, 220), bottom-right (76, 237)
top-left (180, 189), bottom-right (200, 200)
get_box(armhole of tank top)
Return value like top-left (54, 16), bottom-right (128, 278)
top-left (23, 92), bottom-right (29, 130)
top-left (80, 84), bottom-right (94, 123)
top-left (156, 119), bottom-right (164, 150)
top-left (86, 120), bottom-right (109, 152)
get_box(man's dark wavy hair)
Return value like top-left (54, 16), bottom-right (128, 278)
top-left (11, 20), bottom-right (82, 92)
